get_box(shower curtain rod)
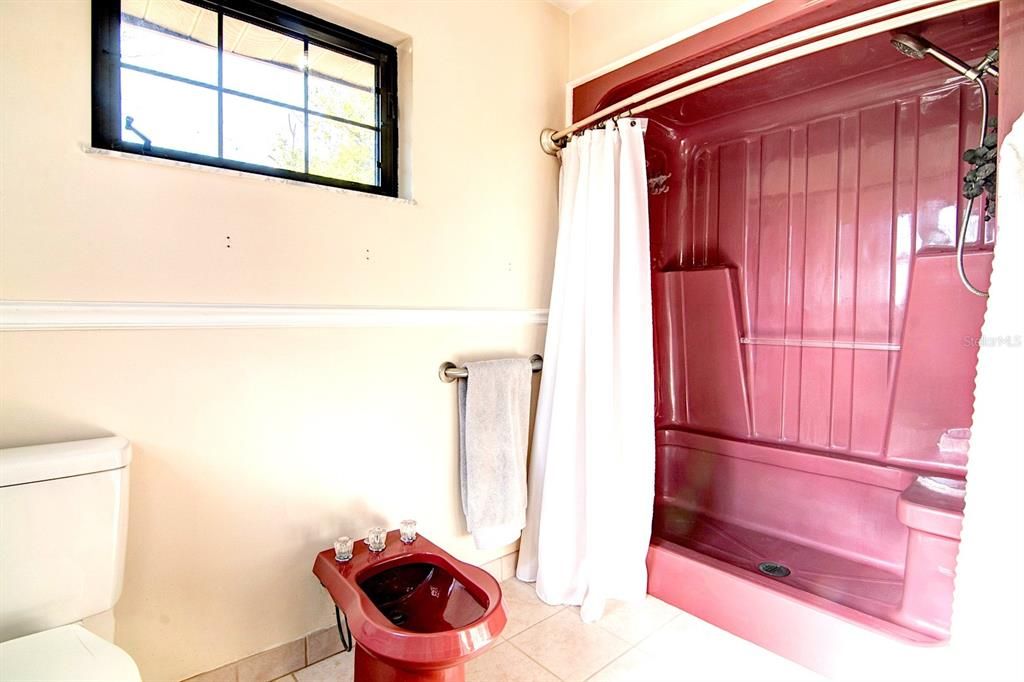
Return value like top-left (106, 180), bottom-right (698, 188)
top-left (540, 0), bottom-right (995, 154)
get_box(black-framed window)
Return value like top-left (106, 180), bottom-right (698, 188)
top-left (93, 0), bottom-right (398, 196)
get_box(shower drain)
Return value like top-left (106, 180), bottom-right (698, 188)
top-left (757, 561), bottom-right (791, 578)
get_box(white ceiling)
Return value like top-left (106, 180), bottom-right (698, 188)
top-left (546, 0), bottom-right (594, 14)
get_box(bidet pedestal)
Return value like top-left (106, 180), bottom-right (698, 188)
top-left (355, 644), bottom-right (468, 682)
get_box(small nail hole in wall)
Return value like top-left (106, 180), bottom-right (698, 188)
top-left (226, 235), bottom-right (231, 248)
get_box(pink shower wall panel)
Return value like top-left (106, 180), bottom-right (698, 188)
top-left (649, 80), bottom-right (994, 472)
top-left (886, 253), bottom-right (993, 475)
top-left (653, 268), bottom-right (750, 435)
top-left (655, 443), bottom-right (910, 571)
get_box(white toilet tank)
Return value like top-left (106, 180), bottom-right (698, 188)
top-left (0, 437), bottom-right (131, 643)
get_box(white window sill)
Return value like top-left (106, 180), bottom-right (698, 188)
top-left (82, 145), bottom-right (417, 206)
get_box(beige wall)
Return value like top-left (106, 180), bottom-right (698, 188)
top-left (568, 0), bottom-right (762, 82)
top-left (0, 0), bottom-right (567, 680)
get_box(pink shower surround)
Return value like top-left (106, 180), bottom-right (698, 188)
top-left (569, 0), bottom-right (1012, 669)
top-left (644, 61), bottom-right (990, 639)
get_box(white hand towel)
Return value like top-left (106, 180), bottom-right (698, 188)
top-left (458, 358), bottom-right (533, 550)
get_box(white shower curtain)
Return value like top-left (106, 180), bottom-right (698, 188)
top-left (517, 119), bottom-right (655, 622)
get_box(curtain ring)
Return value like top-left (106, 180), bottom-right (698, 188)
top-left (630, 120), bottom-right (637, 127)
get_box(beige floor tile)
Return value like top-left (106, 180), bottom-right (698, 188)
top-left (636, 613), bottom-right (822, 681)
top-left (634, 614), bottom-right (716, 657)
top-left (500, 578), bottom-right (564, 639)
top-left (269, 676), bottom-right (296, 682)
top-left (587, 646), bottom-right (685, 682)
top-left (293, 651), bottom-right (354, 682)
top-left (509, 608), bottom-right (631, 682)
top-left (590, 595), bottom-right (682, 644)
top-left (466, 641), bottom-right (559, 682)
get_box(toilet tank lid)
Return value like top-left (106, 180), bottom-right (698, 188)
top-left (0, 437), bottom-right (131, 488)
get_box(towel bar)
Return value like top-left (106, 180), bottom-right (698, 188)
top-left (439, 355), bottom-right (543, 383)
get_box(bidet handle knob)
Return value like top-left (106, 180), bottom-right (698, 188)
top-left (400, 519), bottom-right (417, 544)
top-left (335, 536), bottom-right (353, 562)
top-left (367, 527), bottom-right (387, 552)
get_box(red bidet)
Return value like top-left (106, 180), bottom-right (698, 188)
top-left (312, 531), bottom-right (506, 682)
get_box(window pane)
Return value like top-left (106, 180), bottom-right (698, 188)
top-left (308, 44), bottom-right (376, 125)
top-left (223, 94), bottom-right (305, 172)
top-left (309, 115), bottom-right (377, 186)
top-left (120, 68), bottom-right (217, 156)
top-left (120, 0), bottom-right (218, 85)
top-left (223, 17), bottom-right (304, 107)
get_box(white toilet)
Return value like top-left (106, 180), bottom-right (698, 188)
top-left (0, 437), bottom-right (141, 680)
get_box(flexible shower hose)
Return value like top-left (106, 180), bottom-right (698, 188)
top-left (957, 77), bottom-right (990, 298)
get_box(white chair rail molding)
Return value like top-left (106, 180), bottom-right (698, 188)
top-left (0, 301), bottom-right (549, 331)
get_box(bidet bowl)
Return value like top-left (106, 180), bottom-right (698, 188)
top-left (358, 560), bottom-right (487, 632)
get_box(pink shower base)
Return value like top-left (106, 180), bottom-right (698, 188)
top-left (646, 542), bottom-right (941, 678)
top-left (648, 429), bottom-right (966, 652)
top-left (653, 505), bottom-right (905, 623)
top-left (646, 432), bottom-right (966, 677)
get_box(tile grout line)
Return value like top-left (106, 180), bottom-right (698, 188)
top-left (500, 638), bottom-right (566, 681)
top-left (594, 608), bottom-right (685, 644)
top-left (504, 602), bottom-right (653, 682)
top-left (504, 603), bottom-right (567, 644)
top-left (503, 606), bottom-right (570, 681)
top-left (588, 614), bottom-right (643, 647)
top-left (583, 611), bottom-right (687, 681)
top-left (582, 642), bottom-right (638, 681)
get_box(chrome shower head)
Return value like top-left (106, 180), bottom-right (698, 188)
top-left (890, 32), bottom-right (984, 81)
top-left (891, 33), bottom-right (929, 59)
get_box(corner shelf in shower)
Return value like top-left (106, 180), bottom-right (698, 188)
top-left (740, 337), bottom-right (901, 352)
